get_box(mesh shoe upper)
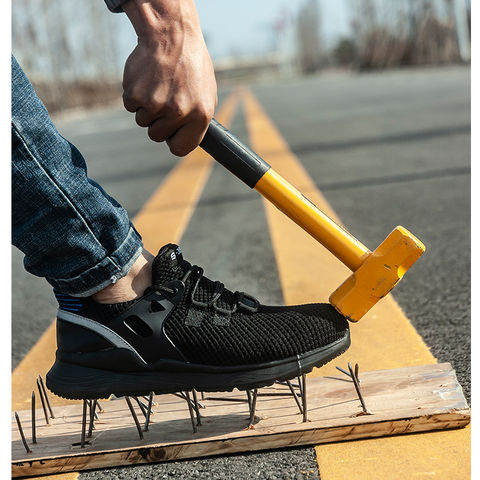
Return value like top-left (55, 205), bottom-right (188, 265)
top-left (153, 244), bottom-right (349, 366)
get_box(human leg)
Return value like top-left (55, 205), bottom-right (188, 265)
top-left (11, 55), bottom-right (144, 298)
top-left (10, 59), bottom-right (350, 399)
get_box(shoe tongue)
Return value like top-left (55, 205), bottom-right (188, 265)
top-left (151, 244), bottom-right (236, 310)
top-left (151, 244), bottom-right (185, 284)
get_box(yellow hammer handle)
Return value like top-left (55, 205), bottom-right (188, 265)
top-left (200, 119), bottom-right (370, 272)
top-left (255, 169), bottom-right (371, 272)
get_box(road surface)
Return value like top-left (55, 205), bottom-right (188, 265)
top-left (12, 65), bottom-right (470, 479)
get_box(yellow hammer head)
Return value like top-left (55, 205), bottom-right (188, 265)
top-left (329, 226), bottom-right (425, 322)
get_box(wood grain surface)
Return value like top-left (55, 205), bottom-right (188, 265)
top-left (12, 363), bottom-right (470, 478)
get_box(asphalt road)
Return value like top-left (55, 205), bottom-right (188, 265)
top-left (12, 65), bottom-right (470, 479)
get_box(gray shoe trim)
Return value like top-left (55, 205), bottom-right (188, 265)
top-left (57, 309), bottom-right (148, 365)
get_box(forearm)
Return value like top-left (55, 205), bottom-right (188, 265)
top-left (122, 0), bottom-right (202, 41)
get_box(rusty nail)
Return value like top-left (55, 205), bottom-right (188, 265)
top-left (144, 392), bottom-right (154, 432)
top-left (125, 397), bottom-right (144, 440)
top-left (87, 400), bottom-right (97, 438)
top-left (15, 412), bottom-right (32, 454)
top-left (80, 400), bottom-right (87, 448)
top-left (286, 379), bottom-right (303, 414)
top-left (142, 394), bottom-right (156, 406)
top-left (31, 391), bottom-right (36, 444)
top-left (247, 389), bottom-right (258, 428)
top-left (191, 389), bottom-right (202, 426)
top-left (246, 389), bottom-right (252, 412)
top-left (36, 379), bottom-right (49, 425)
top-left (348, 363), bottom-right (368, 413)
top-left (87, 399), bottom-right (99, 420)
top-left (298, 376), bottom-right (304, 398)
top-left (335, 365), bottom-right (352, 378)
top-left (184, 391), bottom-right (197, 433)
top-left (133, 397), bottom-right (148, 418)
top-left (38, 375), bottom-right (55, 419)
top-left (355, 363), bottom-right (360, 383)
top-left (301, 374), bottom-right (308, 422)
top-left (192, 388), bottom-right (206, 408)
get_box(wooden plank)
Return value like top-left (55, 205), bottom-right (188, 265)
top-left (11, 363), bottom-right (470, 477)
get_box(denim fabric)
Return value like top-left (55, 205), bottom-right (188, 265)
top-left (11, 55), bottom-right (143, 296)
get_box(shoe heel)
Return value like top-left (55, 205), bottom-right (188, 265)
top-left (46, 360), bottom-right (113, 400)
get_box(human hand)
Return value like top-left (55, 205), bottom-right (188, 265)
top-left (122, 0), bottom-right (217, 156)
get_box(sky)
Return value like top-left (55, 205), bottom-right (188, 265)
top-left (12, 0), bottom-right (465, 81)
top-left (13, 0), bottom-right (354, 81)
top-left (113, 0), bottom-right (352, 64)
top-left (195, 0), bottom-right (351, 60)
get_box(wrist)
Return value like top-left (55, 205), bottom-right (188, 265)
top-left (123, 0), bottom-right (201, 40)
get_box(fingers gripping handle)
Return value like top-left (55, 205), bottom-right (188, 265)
top-left (200, 118), bottom-right (271, 188)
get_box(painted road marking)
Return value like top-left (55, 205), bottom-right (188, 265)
top-left (11, 92), bottom-right (239, 478)
top-left (242, 88), bottom-right (470, 480)
top-left (132, 92), bottom-right (239, 252)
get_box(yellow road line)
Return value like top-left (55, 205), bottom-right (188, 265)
top-left (11, 92), bottom-right (239, 477)
top-left (132, 91), bottom-right (239, 251)
top-left (242, 88), bottom-right (470, 479)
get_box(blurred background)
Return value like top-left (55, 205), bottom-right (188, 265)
top-left (11, 2), bottom-right (471, 478)
top-left (12, 0), bottom-right (471, 114)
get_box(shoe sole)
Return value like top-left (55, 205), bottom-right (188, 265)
top-left (46, 331), bottom-right (350, 400)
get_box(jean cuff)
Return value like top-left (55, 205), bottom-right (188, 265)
top-left (47, 225), bottom-right (144, 297)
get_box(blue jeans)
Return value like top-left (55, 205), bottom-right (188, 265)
top-left (11, 56), bottom-right (143, 297)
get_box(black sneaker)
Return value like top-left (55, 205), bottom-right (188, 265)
top-left (46, 244), bottom-right (350, 399)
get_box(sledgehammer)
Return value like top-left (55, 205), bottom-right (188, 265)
top-left (200, 119), bottom-right (425, 322)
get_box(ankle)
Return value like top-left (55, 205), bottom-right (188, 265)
top-left (92, 250), bottom-right (154, 304)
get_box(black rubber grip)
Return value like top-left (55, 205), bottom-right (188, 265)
top-left (200, 118), bottom-right (270, 188)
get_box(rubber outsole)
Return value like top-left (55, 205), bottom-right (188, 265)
top-left (46, 331), bottom-right (350, 400)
